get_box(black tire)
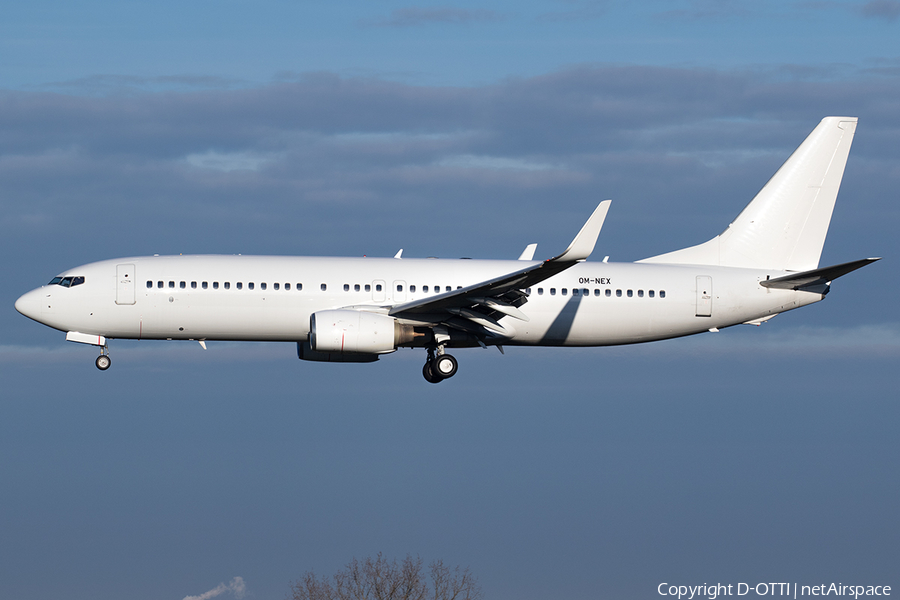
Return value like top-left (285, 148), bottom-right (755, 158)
top-left (95, 355), bottom-right (111, 371)
top-left (423, 361), bottom-right (443, 384)
top-left (432, 354), bottom-right (458, 379)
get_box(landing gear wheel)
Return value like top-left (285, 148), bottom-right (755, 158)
top-left (95, 355), bottom-right (111, 371)
top-left (432, 353), bottom-right (458, 379)
top-left (423, 361), bottom-right (443, 384)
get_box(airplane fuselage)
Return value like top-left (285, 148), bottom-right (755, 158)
top-left (16, 254), bottom-right (820, 347)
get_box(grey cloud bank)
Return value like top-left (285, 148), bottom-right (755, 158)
top-left (2, 66), bottom-right (897, 260)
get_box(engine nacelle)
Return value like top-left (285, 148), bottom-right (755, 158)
top-left (309, 310), bottom-right (415, 355)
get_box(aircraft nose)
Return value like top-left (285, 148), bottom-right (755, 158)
top-left (15, 289), bottom-right (42, 322)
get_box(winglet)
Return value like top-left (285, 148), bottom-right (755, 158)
top-left (550, 200), bottom-right (611, 263)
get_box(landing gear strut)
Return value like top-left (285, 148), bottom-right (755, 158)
top-left (422, 346), bottom-right (458, 383)
top-left (95, 344), bottom-right (111, 371)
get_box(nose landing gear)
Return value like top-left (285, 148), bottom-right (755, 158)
top-left (422, 347), bottom-right (458, 384)
top-left (95, 343), bottom-right (111, 371)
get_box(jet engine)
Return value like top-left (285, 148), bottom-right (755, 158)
top-left (309, 310), bottom-right (416, 355)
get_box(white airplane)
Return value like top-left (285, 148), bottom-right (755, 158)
top-left (15, 117), bottom-right (879, 383)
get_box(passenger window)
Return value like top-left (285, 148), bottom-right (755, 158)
top-left (410, 285), bottom-right (416, 293)
top-left (224, 282), bottom-right (231, 290)
top-left (396, 284), bottom-right (403, 292)
top-left (158, 281), bottom-right (163, 289)
top-left (364, 284), bottom-right (370, 292)
top-left (446, 286), bottom-right (452, 292)
top-left (583, 288), bottom-right (589, 296)
top-left (423, 285), bottom-right (429, 293)
top-left (213, 282), bottom-right (219, 289)
top-left (191, 282), bottom-right (197, 289)
top-left (564, 289), bottom-right (570, 296)
top-left (146, 281), bottom-right (152, 289)
top-left (526, 288), bottom-right (531, 294)
top-left (272, 283), bottom-right (278, 291)
top-left (202, 282), bottom-right (208, 289)
top-left (320, 283), bottom-right (327, 291)
top-left (376, 284), bottom-right (382, 292)
top-left (594, 289), bottom-right (600, 296)
top-left (550, 288), bottom-right (556, 295)
top-left (649, 290), bottom-right (655, 298)
top-left (283, 283), bottom-right (289, 290)
top-left (248, 282), bottom-right (254, 290)
top-left (354, 284), bottom-right (360, 292)
top-left (297, 283), bottom-right (302, 291)
top-left (572, 289), bottom-right (579, 296)
top-left (344, 284), bottom-right (350, 292)
top-left (627, 289), bottom-right (633, 297)
top-left (538, 288), bottom-right (543, 295)
top-left (660, 290), bottom-right (666, 298)
top-left (616, 289), bottom-right (622, 297)
top-left (169, 281), bottom-right (175, 288)
top-left (237, 282), bottom-right (243, 290)
top-left (457, 286), bottom-right (461, 290)
top-left (638, 290), bottom-right (644, 297)
top-left (180, 281), bottom-right (186, 289)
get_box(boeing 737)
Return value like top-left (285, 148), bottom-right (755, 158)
top-left (15, 117), bottom-right (879, 382)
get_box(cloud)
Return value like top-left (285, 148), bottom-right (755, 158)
top-left (369, 7), bottom-right (505, 28)
top-left (35, 74), bottom-right (248, 95)
top-left (1, 64), bottom-right (897, 342)
top-left (182, 577), bottom-right (246, 600)
top-left (859, 0), bottom-right (900, 20)
top-left (185, 150), bottom-right (280, 172)
top-left (435, 154), bottom-right (563, 171)
top-left (668, 322), bottom-right (900, 358)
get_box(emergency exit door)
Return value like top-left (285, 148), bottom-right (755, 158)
top-left (116, 263), bottom-right (135, 305)
top-left (695, 276), bottom-right (712, 317)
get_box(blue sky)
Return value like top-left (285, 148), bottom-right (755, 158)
top-left (1, 2), bottom-right (898, 600)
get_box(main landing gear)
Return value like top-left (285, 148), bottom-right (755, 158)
top-left (423, 347), bottom-right (458, 384)
top-left (95, 344), bottom-right (111, 371)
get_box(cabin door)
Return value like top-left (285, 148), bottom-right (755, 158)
top-left (695, 275), bottom-right (712, 317)
top-left (116, 264), bottom-right (136, 305)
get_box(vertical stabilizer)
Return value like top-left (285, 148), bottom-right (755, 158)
top-left (639, 117), bottom-right (858, 271)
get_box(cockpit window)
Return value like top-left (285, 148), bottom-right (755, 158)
top-left (49, 276), bottom-right (85, 287)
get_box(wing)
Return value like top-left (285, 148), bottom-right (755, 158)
top-left (389, 201), bottom-right (611, 337)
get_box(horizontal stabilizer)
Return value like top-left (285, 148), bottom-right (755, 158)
top-left (760, 257), bottom-right (880, 290)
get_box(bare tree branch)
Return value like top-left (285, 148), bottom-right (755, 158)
top-left (288, 554), bottom-right (481, 600)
